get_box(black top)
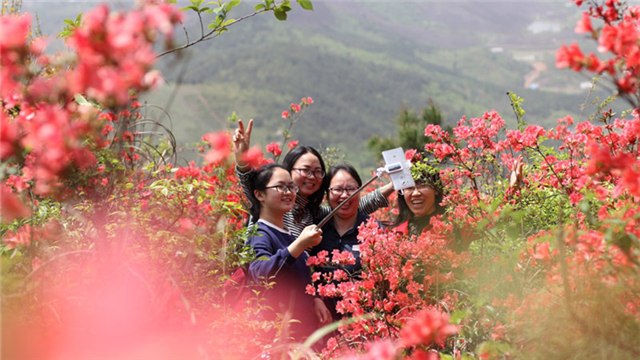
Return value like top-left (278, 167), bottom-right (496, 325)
top-left (311, 211), bottom-right (370, 277)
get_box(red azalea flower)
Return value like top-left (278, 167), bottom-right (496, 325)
top-left (265, 142), bottom-right (282, 156)
top-left (575, 11), bottom-right (593, 34)
top-left (241, 146), bottom-right (264, 168)
top-left (401, 309), bottom-right (458, 348)
top-left (0, 185), bottom-right (31, 223)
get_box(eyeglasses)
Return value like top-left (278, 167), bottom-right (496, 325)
top-left (292, 168), bottom-right (325, 179)
top-left (265, 184), bottom-right (300, 194)
top-left (329, 187), bottom-right (359, 196)
top-left (399, 184), bottom-right (432, 196)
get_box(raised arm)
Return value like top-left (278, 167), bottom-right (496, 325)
top-left (233, 119), bottom-right (255, 201)
top-left (318, 182), bottom-right (393, 219)
top-left (358, 181), bottom-right (393, 215)
top-left (232, 119), bottom-right (253, 171)
top-left (248, 226), bottom-right (322, 282)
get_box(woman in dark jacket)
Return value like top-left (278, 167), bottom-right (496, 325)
top-left (245, 163), bottom-right (331, 340)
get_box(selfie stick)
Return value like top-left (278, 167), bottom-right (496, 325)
top-left (315, 147), bottom-right (415, 229)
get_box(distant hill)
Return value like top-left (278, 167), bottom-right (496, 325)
top-left (26, 1), bottom-right (626, 170)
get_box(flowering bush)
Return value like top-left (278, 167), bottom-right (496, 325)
top-left (308, 220), bottom-right (467, 358)
top-left (2, 0), bottom-right (640, 359)
top-left (0, 1), bottom-right (315, 359)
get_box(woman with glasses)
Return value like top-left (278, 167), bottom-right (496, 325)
top-left (387, 161), bottom-right (446, 237)
top-left (233, 119), bottom-right (393, 237)
top-left (309, 164), bottom-right (371, 319)
top-left (246, 163), bottom-right (332, 340)
top-left (389, 157), bottom-right (522, 250)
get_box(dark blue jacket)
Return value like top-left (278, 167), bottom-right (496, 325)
top-left (247, 221), bottom-right (317, 339)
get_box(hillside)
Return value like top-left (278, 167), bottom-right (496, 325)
top-left (26, 1), bottom-right (625, 169)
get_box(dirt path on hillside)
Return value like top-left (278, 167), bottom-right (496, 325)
top-left (524, 61), bottom-right (548, 88)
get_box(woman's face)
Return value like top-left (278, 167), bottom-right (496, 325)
top-left (291, 152), bottom-right (324, 198)
top-left (328, 170), bottom-right (360, 220)
top-left (257, 167), bottom-right (296, 215)
top-left (403, 184), bottom-right (438, 218)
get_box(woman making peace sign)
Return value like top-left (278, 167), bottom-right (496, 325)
top-left (233, 119), bottom-right (394, 237)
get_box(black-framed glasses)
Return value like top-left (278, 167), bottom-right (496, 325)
top-left (399, 184), bottom-right (432, 196)
top-left (292, 168), bottom-right (325, 179)
top-left (265, 184), bottom-right (300, 194)
top-left (329, 187), bottom-right (359, 196)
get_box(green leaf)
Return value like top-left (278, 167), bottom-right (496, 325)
top-left (225, 0), bottom-right (241, 12)
top-left (296, 0), bottom-right (313, 10)
top-left (303, 313), bottom-right (378, 349)
top-left (450, 308), bottom-right (471, 325)
top-left (74, 94), bottom-right (92, 107)
top-left (273, 8), bottom-right (287, 20)
top-left (254, 3), bottom-right (265, 10)
top-left (280, 2), bottom-right (292, 11)
top-left (223, 19), bottom-right (236, 26)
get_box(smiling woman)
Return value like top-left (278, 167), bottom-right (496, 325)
top-left (309, 164), bottom-right (371, 319)
top-left (387, 160), bottom-right (446, 237)
top-left (245, 163), bottom-right (332, 340)
top-left (233, 119), bottom-right (394, 238)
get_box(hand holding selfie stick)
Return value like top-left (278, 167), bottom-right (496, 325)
top-left (316, 148), bottom-right (415, 229)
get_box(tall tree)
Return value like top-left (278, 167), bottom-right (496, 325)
top-left (368, 99), bottom-right (451, 160)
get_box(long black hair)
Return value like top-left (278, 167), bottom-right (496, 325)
top-left (247, 163), bottom-right (288, 221)
top-left (326, 164), bottom-right (362, 200)
top-left (282, 145), bottom-right (328, 220)
top-left (388, 170), bottom-right (445, 233)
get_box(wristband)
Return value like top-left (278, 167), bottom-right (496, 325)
top-left (236, 162), bottom-right (251, 171)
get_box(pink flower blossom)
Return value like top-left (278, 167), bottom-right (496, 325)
top-left (556, 42), bottom-right (585, 71)
top-left (401, 309), bottom-right (458, 348)
top-left (241, 146), bottom-right (265, 168)
top-left (203, 132), bottom-right (231, 164)
top-left (575, 12), bottom-right (593, 34)
top-left (265, 142), bottom-right (282, 156)
top-left (1, 185), bottom-right (31, 223)
top-left (0, 14), bottom-right (31, 50)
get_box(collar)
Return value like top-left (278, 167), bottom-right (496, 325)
top-left (258, 219), bottom-right (291, 235)
top-left (295, 195), bottom-right (309, 208)
top-left (326, 211), bottom-right (369, 234)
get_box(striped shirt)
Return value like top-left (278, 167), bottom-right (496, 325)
top-left (237, 166), bottom-right (389, 238)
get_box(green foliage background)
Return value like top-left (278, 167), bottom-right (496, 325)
top-left (27, 1), bottom-right (628, 172)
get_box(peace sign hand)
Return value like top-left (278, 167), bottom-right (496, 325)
top-left (233, 119), bottom-right (253, 168)
top-left (509, 156), bottom-right (524, 189)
